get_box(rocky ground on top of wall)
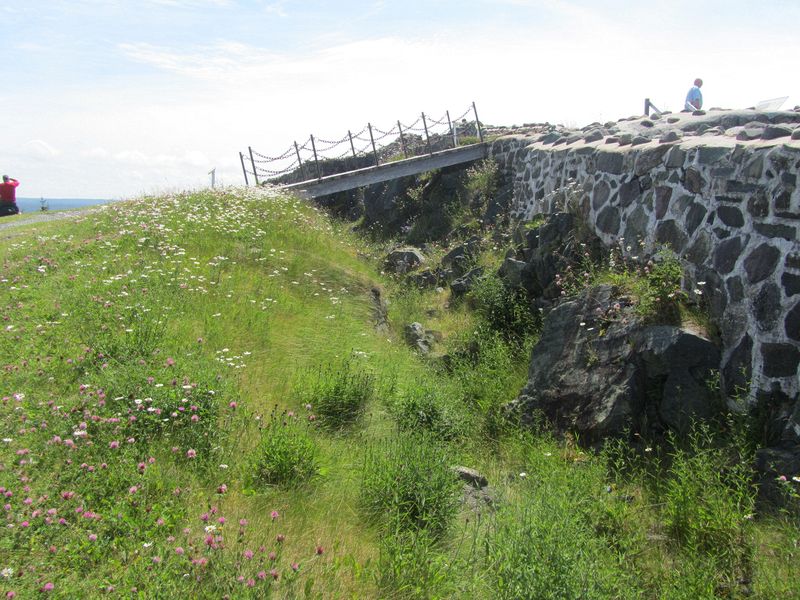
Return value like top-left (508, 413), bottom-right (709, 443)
top-left (488, 107), bottom-right (800, 149)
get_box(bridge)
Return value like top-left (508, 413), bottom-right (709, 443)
top-left (239, 102), bottom-right (488, 198)
top-left (281, 143), bottom-right (488, 198)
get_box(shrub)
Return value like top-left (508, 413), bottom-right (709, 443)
top-left (375, 529), bottom-right (458, 598)
top-left (465, 159), bottom-right (500, 214)
top-left (361, 433), bottom-right (460, 538)
top-left (662, 425), bottom-right (755, 568)
top-left (308, 359), bottom-right (375, 430)
top-left (469, 273), bottom-right (539, 343)
top-left (393, 386), bottom-right (467, 440)
top-left (486, 503), bottom-right (627, 600)
top-left (245, 410), bottom-right (320, 488)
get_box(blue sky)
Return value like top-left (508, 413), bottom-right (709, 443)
top-left (2, 0), bottom-right (799, 198)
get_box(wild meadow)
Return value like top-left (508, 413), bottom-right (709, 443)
top-left (0, 188), bottom-right (798, 598)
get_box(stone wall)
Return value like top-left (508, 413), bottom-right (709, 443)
top-left (490, 110), bottom-right (800, 446)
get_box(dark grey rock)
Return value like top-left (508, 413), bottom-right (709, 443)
top-left (655, 186), bottom-right (672, 219)
top-left (597, 152), bottom-right (624, 174)
top-left (786, 302), bottom-right (800, 341)
top-left (659, 131), bottom-right (682, 144)
top-left (684, 168), bottom-right (705, 193)
top-left (717, 205), bottom-right (745, 228)
top-left (743, 154), bottom-right (765, 178)
top-left (726, 275), bottom-right (744, 303)
top-left (408, 269), bottom-right (439, 288)
top-left (697, 146), bottom-right (730, 164)
top-left (631, 136), bottom-right (650, 146)
top-left (713, 236), bottom-right (745, 274)
top-left (783, 272), bottom-right (800, 297)
top-left (686, 230), bottom-right (712, 264)
top-left (450, 267), bottom-right (484, 297)
top-left (597, 205), bottom-right (621, 235)
top-left (747, 192), bottom-right (770, 218)
top-left (453, 466), bottom-right (488, 488)
top-left (508, 285), bottom-right (722, 441)
top-left (744, 243), bottom-right (781, 284)
top-left (539, 132), bottom-right (561, 144)
top-left (618, 134), bottom-right (633, 146)
top-left (727, 180), bottom-right (761, 194)
top-left (404, 322), bottom-right (439, 355)
top-left (723, 334), bottom-right (752, 398)
top-left (685, 203), bottom-right (707, 235)
top-left (692, 110), bottom-right (706, 116)
top-left (753, 283), bottom-right (782, 331)
top-left (792, 128), bottom-right (800, 140)
top-left (618, 178), bottom-right (641, 207)
top-left (655, 220), bottom-right (688, 253)
top-left (761, 125), bottom-right (793, 140)
top-left (736, 129), bottom-right (764, 141)
top-left (441, 236), bottom-right (481, 277)
top-left (635, 326), bottom-right (721, 433)
top-left (592, 180), bottom-right (611, 210)
top-left (385, 247), bottom-right (426, 274)
top-left (584, 129), bottom-right (604, 143)
top-left (501, 256), bottom-right (527, 289)
top-left (624, 206), bottom-right (649, 243)
top-left (755, 223), bottom-right (796, 241)
top-left (640, 119), bottom-right (655, 128)
top-left (666, 147), bottom-right (686, 168)
top-left (761, 343), bottom-right (800, 377)
top-left (606, 137), bottom-right (620, 144)
top-left (634, 145), bottom-right (671, 176)
top-left (787, 254), bottom-right (800, 270)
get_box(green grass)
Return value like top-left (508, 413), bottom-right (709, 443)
top-left (0, 187), bottom-right (797, 598)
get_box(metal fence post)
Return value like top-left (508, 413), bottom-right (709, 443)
top-left (397, 120), bottom-right (408, 158)
top-left (239, 152), bottom-right (249, 186)
top-left (310, 135), bottom-right (321, 180)
top-left (446, 110), bottom-right (454, 148)
top-left (293, 141), bottom-right (306, 181)
top-left (421, 112), bottom-right (432, 155)
top-left (472, 102), bottom-right (484, 143)
top-left (348, 130), bottom-right (357, 158)
top-left (248, 146), bottom-right (260, 185)
top-left (368, 123), bottom-right (379, 166)
top-left (644, 98), bottom-right (651, 116)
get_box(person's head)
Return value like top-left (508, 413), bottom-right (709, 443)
top-left (694, 78), bottom-right (703, 88)
top-left (1, 175), bottom-right (8, 183)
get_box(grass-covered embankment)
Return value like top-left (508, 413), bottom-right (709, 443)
top-left (0, 188), bottom-right (798, 599)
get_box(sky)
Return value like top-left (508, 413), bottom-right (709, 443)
top-left (1, 0), bottom-right (799, 199)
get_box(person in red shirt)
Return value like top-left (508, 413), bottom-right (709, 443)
top-left (0, 175), bottom-right (20, 216)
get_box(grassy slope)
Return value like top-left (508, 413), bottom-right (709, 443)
top-left (0, 189), bottom-right (797, 599)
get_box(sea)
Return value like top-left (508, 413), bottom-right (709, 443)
top-left (15, 197), bottom-right (119, 213)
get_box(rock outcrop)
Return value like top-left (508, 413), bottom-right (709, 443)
top-left (508, 285), bottom-right (721, 443)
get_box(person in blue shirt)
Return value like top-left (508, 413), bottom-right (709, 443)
top-left (685, 78), bottom-right (703, 111)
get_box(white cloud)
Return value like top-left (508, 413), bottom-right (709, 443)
top-left (22, 140), bottom-right (60, 159)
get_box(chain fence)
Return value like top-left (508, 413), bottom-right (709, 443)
top-left (238, 102), bottom-right (484, 186)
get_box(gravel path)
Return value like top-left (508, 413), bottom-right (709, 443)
top-left (0, 209), bottom-right (91, 234)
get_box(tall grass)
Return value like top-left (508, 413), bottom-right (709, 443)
top-left (0, 188), bottom-right (797, 598)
